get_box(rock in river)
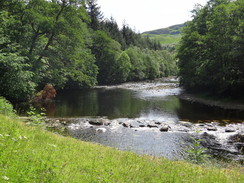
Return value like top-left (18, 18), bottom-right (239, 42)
top-left (122, 122), bottom-right (130, 128)
top-left (160, 126), bottom-right (169, 132)
top-left (207, 126), bottom-right (217, 131)
top-left (89, 120), bottom-right (103, 126)
top-left (225, 128), bottom-right (236, 133)
top-left (96, 128), bottom-right (107, 133)
top-left (147, 123), bottom-right (158, 128)
top-left (155, 121), bottom-right (162, 125)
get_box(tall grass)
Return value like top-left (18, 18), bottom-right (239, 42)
top-left (0, 115), bottom-right (244, 182)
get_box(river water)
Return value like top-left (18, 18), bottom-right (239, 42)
top-left (32, 80), bottom-right (244, 160)
top-left (46, 82), bottom-right (244, 122)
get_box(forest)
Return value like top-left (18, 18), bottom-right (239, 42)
top-left (177, 0), bottom-right (244, 98)
top-left (1, 0), bottom-right (243, 102)
top-left (0, 0), bottom-right (178, 102)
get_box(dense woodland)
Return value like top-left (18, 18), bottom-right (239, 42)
top-left (0, 0), bottom-right (178, 101)
top-left (177, 0), bottom-right (244, 98)
top-left (1, 0), bottom-right (243, 103)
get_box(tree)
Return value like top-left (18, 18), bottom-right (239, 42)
top-left (0, 0), bottom-right (98, 101)
top-left (101, 17), bottom-right (126, 49)
top-left (86, 0), bottom-right (103, 30)
top-left (112, 51), bottom-right (132, 83)
top-left (125, 46), bottom-right (146, 80)
top-left (0, 0), bottom-right (179, 102)
top-left (177, 0), bottom-right (244, 97)
top-left (20, 0), bottom-right (98, 88)
top-left (0, 10), bottom-right (36, 101)
top-left (92, 30), bottom-right (123, 84)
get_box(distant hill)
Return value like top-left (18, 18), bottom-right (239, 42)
top-left (143, 23), bottom-right (186, 35)
top-left (141, 24), bottom-right (186, 49)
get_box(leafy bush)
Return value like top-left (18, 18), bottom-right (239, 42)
top-left (27, 106), bottom-right (46, 125)
top-left (0, 97), bottom-right (16, 116)
top-left (184, 134), bottom-right (210, 164)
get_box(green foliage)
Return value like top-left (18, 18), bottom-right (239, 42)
top-left (0, 0), bottom-right (98, 101)
top-left (86, 0), bottom-right (104, 30)
top-left (92, 30), bottom-right (122, 84)
top-left (101, 18), bottom-right (162, 50)
top-left (0, 51), bottom-right (36, 101)
top-left (0, 97), bottom-right (16, 116)
top-left (125, 46), bottom-right (178, 81)
top-left (125, 46), bottom-right (146, 80)
top-left (177, 0), bottom-right (244, 97)
top-left (21, 0), bottom-right (98, 88)
top-left (184, 135), bottom-right (210, 164)
top-left (101, 17), bottom-right (126, 49)
top-left (113, 51), bottom-right (132, 83)
top-left (27, 106), bottom-right (46, 125)
top-left (0, 10), bottom-right (36, 101)
top-left (0, 115), bottom-right (244, 182)
top-left (0, 0), bottom-right (179, 101)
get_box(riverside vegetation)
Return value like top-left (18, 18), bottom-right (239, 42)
top-left (0, 0), bottom-right (177, 102)
top-left (1, 98), bottom-right (244, 182)
top-left (177, 0), bottom-right (244, 98)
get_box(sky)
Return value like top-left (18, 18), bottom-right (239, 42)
top-left (97, 0), bottom-right (208, 33)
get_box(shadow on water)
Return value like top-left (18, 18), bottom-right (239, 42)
top-left (176, 99), bottom-right (244, 123)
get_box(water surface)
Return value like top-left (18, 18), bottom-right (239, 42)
top-left (44, 85), bottom-right (244, 122)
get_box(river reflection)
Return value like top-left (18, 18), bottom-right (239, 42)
top-left (45, 88), bottom-right (180, 119)
top-left (44, 87), bottom-right (244, 122)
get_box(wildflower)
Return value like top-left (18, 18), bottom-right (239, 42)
top-left (2, 176), bottom-right (9, 180)
top-left (12, 137), bottom-right (17, 141)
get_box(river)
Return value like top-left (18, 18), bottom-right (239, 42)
top-left (29, 79), bottom-right (244, 161)
top-left (45, 81), bottom-right (244, 122)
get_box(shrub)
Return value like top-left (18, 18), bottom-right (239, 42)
top-left (0, 97), bottom-right (16, 116)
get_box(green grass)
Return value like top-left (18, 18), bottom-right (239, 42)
top-left (1, 115), bottom-right (244, 182)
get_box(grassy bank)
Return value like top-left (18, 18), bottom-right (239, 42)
top-left (1, 115), bottom-right (244, 182)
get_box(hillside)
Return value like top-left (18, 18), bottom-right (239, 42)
top-left (143, 23), bottom-right (186, 35)
top-left (142, 23), bottom-right (186, 47)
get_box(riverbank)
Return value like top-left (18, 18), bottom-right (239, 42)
top-left (1, 115), bottom-right (244, 182)
top-left (179, 93), bottom-right (244, 111)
